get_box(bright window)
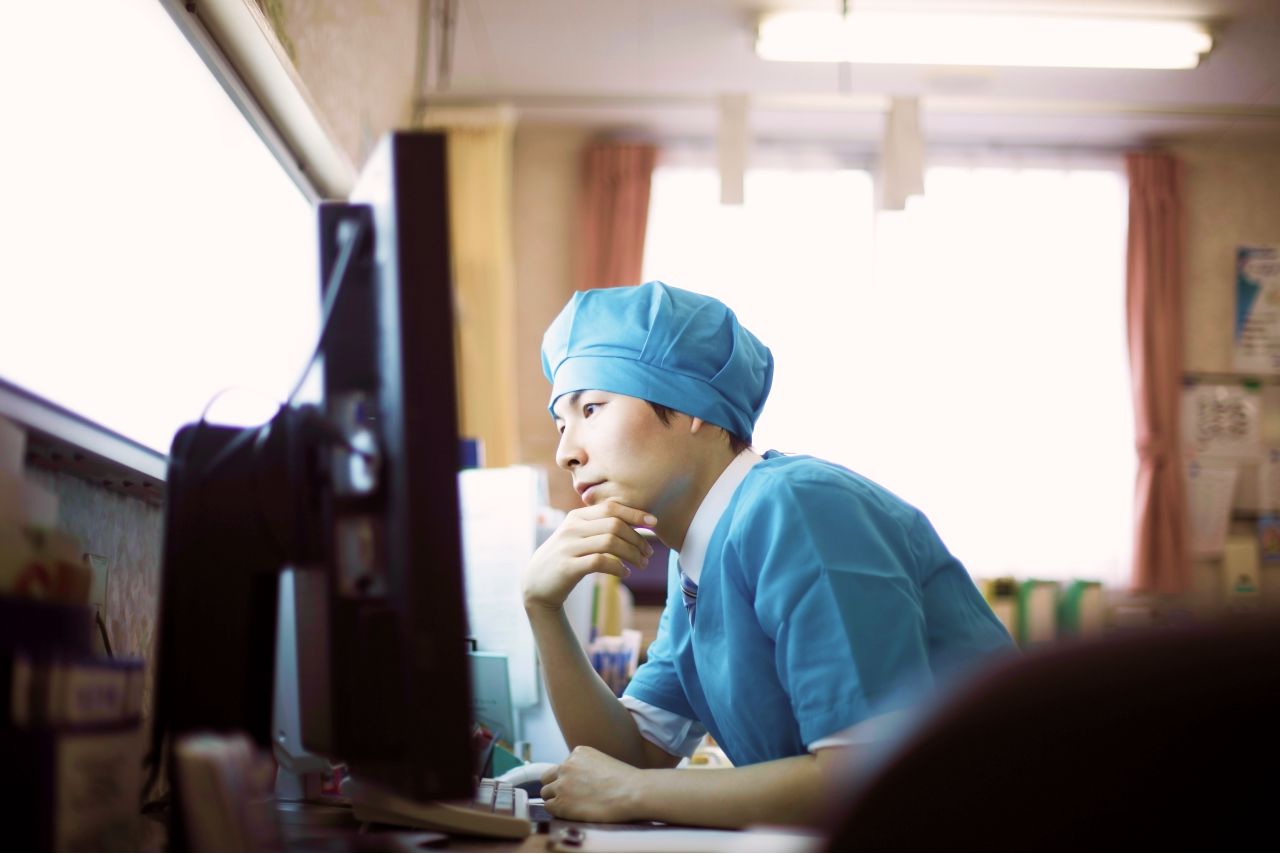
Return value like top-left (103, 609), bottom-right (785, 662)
top-left (643, 157), bottom-right (1134, 586)
top-left (0, 1), bottom-right (319, 454)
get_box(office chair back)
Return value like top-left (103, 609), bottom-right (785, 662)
top-left (829, 613), bottom-right (1280, 851)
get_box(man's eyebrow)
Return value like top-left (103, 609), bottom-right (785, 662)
top-left (552, 391), bottom-right (583, 421)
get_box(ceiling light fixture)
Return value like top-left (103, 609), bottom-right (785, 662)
top-left (756, 10), bottom-right (1213, 70)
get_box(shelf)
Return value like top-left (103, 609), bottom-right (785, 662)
top-left (0, 378), bottom-right (166, 506)
top-left (1183, 370), bottom-right (1280, 388)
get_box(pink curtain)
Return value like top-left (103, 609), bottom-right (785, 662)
top-left (576, 142), bottom-right (658, 291)
top-left (1126, 152), bottom-right (1190, 594)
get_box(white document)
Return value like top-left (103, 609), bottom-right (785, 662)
top-left (458, 466), bottom-right (546, 709)
top-left (1187, 459), bottom-right (1239, 558)
top-left (1181, 383), bottom-right (1262, 462)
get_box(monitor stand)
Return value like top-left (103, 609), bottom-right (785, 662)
top-left (274, 569), bottom-right (353, 831)
top-left (274, 768), bottom-right (355, 829)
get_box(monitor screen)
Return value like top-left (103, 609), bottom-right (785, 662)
top-left (310, 132), bottom-right (474, 800)
top-left (153, 133), bottom-right (475, 828)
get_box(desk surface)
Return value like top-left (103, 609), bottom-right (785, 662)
top-left (143, 798), bottom-right (819, 852)
top-left (279, 815), bottom-right (821, 853)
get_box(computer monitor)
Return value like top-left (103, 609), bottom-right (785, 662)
top-left (152, 133), bottom-right (475, 832)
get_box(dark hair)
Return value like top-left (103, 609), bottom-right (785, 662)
top-left (647, 402), bottom-right (751, 455)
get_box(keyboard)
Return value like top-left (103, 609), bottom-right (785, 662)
top-left (344, 776), bottom-right (532, 839)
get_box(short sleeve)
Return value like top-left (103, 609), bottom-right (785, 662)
top-left (734, 474), bottom-right (935, 745)
top-left (619, 695), bottom-right (708, 758)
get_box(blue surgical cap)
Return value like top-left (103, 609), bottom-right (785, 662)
top-left (541, 281), bottom-right (774, 441)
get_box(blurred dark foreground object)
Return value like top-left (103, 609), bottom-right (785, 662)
top-left (829, 613), bottom-right (1280, 851)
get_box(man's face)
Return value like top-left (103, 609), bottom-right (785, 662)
top-left (552, 391), bottom-right (697, 516)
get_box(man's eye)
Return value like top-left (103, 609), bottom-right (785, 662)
top-left (583, 403), bottom-right (599, 417)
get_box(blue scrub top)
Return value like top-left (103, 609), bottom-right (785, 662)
top-left (623, 452), bottom-right (1015, 767)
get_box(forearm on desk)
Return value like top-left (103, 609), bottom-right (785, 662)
top-left (628, 749), bottom-right (847, 829)
top-left (526, 604), bottom-right (674, 769)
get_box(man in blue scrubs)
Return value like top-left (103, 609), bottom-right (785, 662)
top-left (525, 281), bottom-right (1013, 828)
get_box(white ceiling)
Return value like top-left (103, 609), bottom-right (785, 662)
top-left (429, 0), bottom-right (1280, 148)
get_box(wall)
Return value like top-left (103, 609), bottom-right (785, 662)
top-left (23, 467), bottom-right (164, 746)
top-left (511, 124), bottom-right (598, 511)
top-left (24, 471), bottom-right (165, 670)
top-left (273, 0), bottom-right (419, 170)
top-left (1175, 140), bottom-right (1280, 611)
top-left (1179, 140), bottom-right (1280, 372)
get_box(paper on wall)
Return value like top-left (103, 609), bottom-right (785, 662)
top-left (1235, 385), bottom-right (1280, 513)
top-left (1181, 383), bottom-right (1262, 461)
top-left (1187, 459), bottom-right (1238, 558)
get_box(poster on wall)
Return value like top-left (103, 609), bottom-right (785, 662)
top-left (1233, 245), bottom-right (1280, 374)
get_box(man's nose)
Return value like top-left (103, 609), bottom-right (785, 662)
top-left (555, 427), bottom-right (584, 471)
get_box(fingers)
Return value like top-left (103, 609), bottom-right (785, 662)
top-left (539, 765), bottom-right (560, 805)
top-left (525, 498), bottom-right (660, 612)
top-left (537, 768), bottom-right (563, 814)
top-left (579, 498), bottom-right (657, 531)
top-left (574, 514), bottom-right (654, 556)
top-left (575, 532), bottom-right (652, 569)
top-left (572, 553), bottom-right (631, 580)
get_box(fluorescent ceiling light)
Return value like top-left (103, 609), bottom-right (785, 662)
top-left (756, 11), bottom-right (1212, 69)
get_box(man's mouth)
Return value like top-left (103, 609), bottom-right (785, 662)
top-left (576, 481), bottom-right (603, 500)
